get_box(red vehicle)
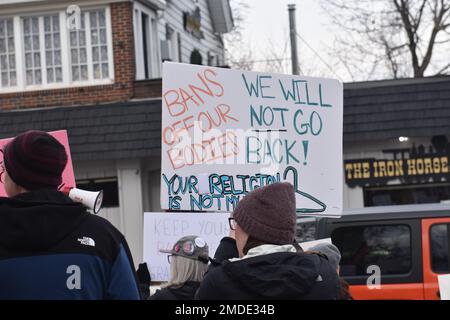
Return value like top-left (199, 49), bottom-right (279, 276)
top-left (312, 203), bottom-right (450, 300)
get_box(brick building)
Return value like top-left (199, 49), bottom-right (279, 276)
top-left (0, 0), bottom-right (233, 265)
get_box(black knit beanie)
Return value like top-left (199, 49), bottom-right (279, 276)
top-left (3, 130), bottom-right (68, 190)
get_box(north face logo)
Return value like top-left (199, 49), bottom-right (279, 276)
top-left (77, 236), bottom-right (95, 247)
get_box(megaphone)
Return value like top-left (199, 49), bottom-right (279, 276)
top-left (63, 187), bottom-right (103, 214)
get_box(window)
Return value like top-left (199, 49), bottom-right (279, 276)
top-left (332, 224), bottom-right (411, 276)
top-left (89, 10), bottom-right (109, 80)
top-left (69, 13), bottom-right (88, 81)
top-left (190, 49), bottom-right (202, 65)
top-left (23, 15), bottom-right (62, 86)
top-left (207, 51), bottom-right (215, 66)
top-left (0, 18), bottom-right (16, 88)
top-left (164, 24), bottom-right (179, 62)
top-left (0, 6), bottom-right (113, 93)
top-left (141, 12), bottom-right (150, 79)
top-left (44, 15), bottom-right (62, 84)
top-left (207, 51), bottom-right (222, 66)
top-left (69, 9), bottom-right (110, 82)
top-left (177, 32), bottom-right (182, 62)
top-left (23, 16), bottom-right (43, 85)
top-left (134, 3), bottom-right (160, 80)
top-left (76, 177), bottom-right (119, 208)
top-left (430, 224), bottom-right (450, 273)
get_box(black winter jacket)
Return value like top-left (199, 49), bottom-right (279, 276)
top-left (196, 237), bottom-right (340, 300)
top-left (150, 281), bottom-right (200, 300)
top-left (0, 190), bottom-right (141, 299)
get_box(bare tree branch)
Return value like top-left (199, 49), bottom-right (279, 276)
top-left (320, 0), bottom-right (450, 79)
top-left (435, 61), bottom-right (450, 75)
top-left (223, 0), bottom-right (255, 70)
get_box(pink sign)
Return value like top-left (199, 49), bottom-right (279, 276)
top-left (0, 130), bottom-right (76, 197)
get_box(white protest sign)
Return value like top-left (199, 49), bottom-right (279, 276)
top-left (299, 238), bottom-right (332, 251)
top-left (438, 274), bottom-right (450, 300)
top-left (143, 212), bottom-right (230, 281)
top-left (161, 62), bottom-right (343, 217)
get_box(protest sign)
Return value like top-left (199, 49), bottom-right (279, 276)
top-left (0, 130), bottom-right (76, 196)
top-left (143, 212), bottom-right (230, 281)
top-left (161, 62), bottom-right (343, 217)
top-left (299, 238), bottom-right (332, 251)
top-left (438, 274), bottom-right (450, 300)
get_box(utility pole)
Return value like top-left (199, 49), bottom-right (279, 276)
top-left (288, 4), bottom-right (299, 75)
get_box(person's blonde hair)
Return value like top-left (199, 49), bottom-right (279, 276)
top-left (163, 255), bottom-right (208, 288)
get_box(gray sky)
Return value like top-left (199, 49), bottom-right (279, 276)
top-left (230, 0), bottom-right (344, 80)
top-left (229, 0), bottom-right (450, 82)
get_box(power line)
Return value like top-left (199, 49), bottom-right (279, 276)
top-left (243, 58), bottom-right (291, 63)
top-left (295, 32), bottom-right (344, 81)
top-left (245, 36), bottom-right (302, 74)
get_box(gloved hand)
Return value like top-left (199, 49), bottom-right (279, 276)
top-left (136, 263), bottom-right (151, 299)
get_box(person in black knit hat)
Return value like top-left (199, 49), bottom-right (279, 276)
top-left (0, 130), bottom-right (141, 300)
top-left (2, 130), bottom-right (68, 192)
